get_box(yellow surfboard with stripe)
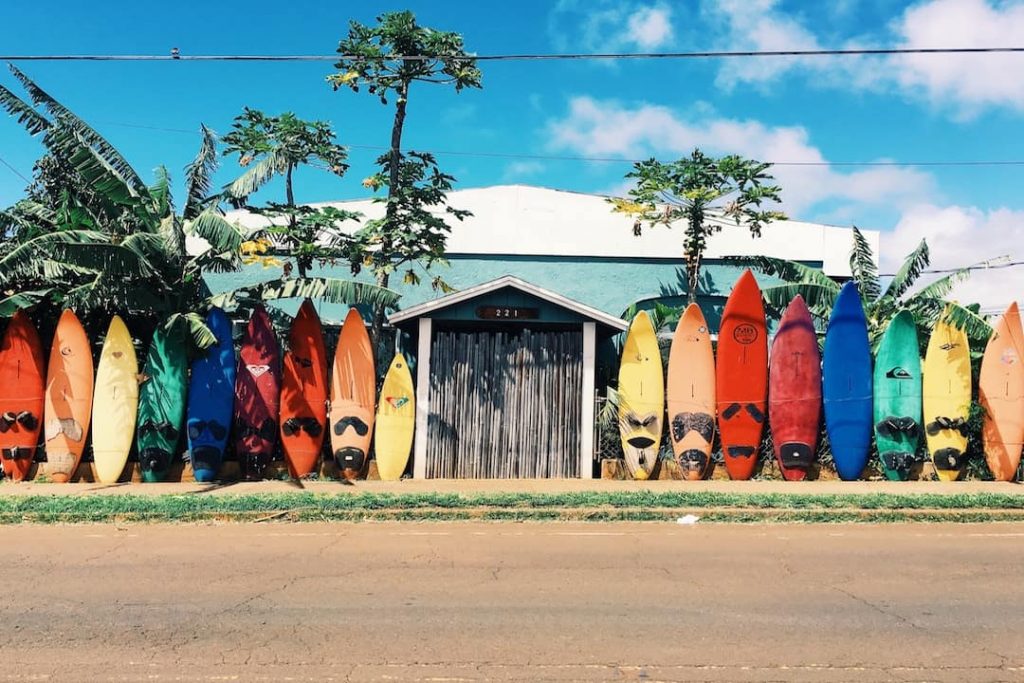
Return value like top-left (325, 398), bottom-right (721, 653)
top-left (91, 316), bottom-right (139, 484)
top-left (923, 310), bottom-right (971, 481)
top-left (618, 311), bottom-right (664, 480)
top-left (375, 353), bottom-right (415, 481)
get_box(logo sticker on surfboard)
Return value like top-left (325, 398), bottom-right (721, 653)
top-left (386, 396), bottom-right (409, 409)
top-left (733, 324), bottom-right (758, 344)
top-left (247, 364), bottom-right (270, 378)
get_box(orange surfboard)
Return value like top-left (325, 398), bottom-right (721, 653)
top-left (716, 270), bottom-right (769, 480)
top-left (667, 303), bottom-right (716, 480)
top-left (0, 311), bottom-right (45, 481)
top-left (330, 309), bottom-right (376, 480)
top-left (44, 310), bottom-right (94, 483)
top-left (981, 302), bottom-right (1024, 481)
top-left (280, 300), bottom-right (328, 479)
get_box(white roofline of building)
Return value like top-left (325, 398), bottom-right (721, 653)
top-left (388, 274), bottom-right (629, 331)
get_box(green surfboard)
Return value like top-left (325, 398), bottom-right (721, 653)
top-left (137, 322), bottom-right (188, 482)
top-left (873, 310), bottom-right (923, 480)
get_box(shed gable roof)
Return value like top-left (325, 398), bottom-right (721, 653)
top-left (388, 275), bottom-right (628, 332)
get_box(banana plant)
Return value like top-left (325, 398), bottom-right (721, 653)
top-left (0, 65), bottom-right (399, 347)
top-left (729, 227), bottom-right (992, 348)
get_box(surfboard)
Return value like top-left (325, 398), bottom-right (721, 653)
top-left (330, 308), bottom-right (375, 480)
top-left (233, 305), bottom-right (281, 480)
top-left (91, 315), bottom-right (139, 484)
top-left (823, 281), bottom-right (873, 481)
top-left (716, 269), bottom-right (768, 481)
top-left (667, 303), bottom-right (715, 480)
top-left (186, 307), bottom-right (235, 483)
top-left (923, 308), bottom-right (971, 481)
top-left (980, 302), bottom-right (1024, 481)
top-left (375, 353), bottom-right (414, 481)
top-left (0, 311), bottom-right (45, 481)
top-left (137, 321), bottom-right (188, 482)
top-left (280, 300), bottom-right (328, 479)
top-left (873, 310), bottom-right (922, 481)
top-left (768, 295), bottom-right (821, 481)
top-left (618, 311), bottom-right (664, 480)
top-left (44, 309), bottom-right (93, 483)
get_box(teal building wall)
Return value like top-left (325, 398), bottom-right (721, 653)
top-left (204, 253), bottom-right (810, 333)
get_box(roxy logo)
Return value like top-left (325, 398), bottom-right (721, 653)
top-left (733, 324), bottom-right (758, 344)
top-left (247, 364), bottom-right (270, 378)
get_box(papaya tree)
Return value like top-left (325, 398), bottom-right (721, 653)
top-left (221, 108), bottom-right (359, 278)
top-left (328, 10), bottom-right (481, 343)
top-left (610, 148), bottom-right (787, 304)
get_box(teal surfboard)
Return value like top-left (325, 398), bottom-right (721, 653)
top-left (873, 310), bottom-right (922, 480)
top-left (137, 321), bottom-right (188, 482)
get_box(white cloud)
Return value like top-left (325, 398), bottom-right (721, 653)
top-left (546, 96), bottom-right (935, 217)
top-left (626, 4), bottom-right (674, 49)
top-left (891, 0), bottom-right (1024, 114)
top-left (548, 1), bottom-right (675, 53)
top-left (884, 204), bottom-right (1024, 310)
top-left (704, 0), bottom-right (1024, 115)
top-left (502, 161), bottom-right (546, 180)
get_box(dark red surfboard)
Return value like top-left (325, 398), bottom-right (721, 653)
top-left (768, 295), bottom-right (821, 481)
top-left (716, 270), bottom-right (769, 480)
top-left (233, 306), bottom-right (281, 480)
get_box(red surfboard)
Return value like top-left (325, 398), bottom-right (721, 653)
top-left (768, 295), bottom-right (821, 481)
top-left (0, 312), bottom-right (45, 481)
top-left (716, 270), bottom-right (768, 480)
top-left (233, 306), bottom-right (281, 480)
top-left (280, 300), bottom-right (328, 479)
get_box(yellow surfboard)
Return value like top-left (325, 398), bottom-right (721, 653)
top-left (375, 353), bottom-right (415, 481)
top-left (923, 309), bottom-right (971, 481)
top-left (91, 316), bottom-right (139, 484)
top-left (618, 311), bottom-right (664, 480)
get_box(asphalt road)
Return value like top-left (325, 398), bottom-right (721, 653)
top-left (2, 522), bottom-right (1023, 682)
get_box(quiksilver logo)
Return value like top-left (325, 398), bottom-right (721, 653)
top-left (886, 367), bottom-right (912, 379)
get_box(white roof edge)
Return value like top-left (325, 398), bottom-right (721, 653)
top-left (388, 275), bottom-right (629, 331)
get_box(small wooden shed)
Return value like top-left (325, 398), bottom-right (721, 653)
top-left (389, 276), bottom-right (627, 479)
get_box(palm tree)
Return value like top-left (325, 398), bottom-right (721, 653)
top-left (0, 65), bottom-right (398, 344)
top-left (730, 227), bottom-right (992, 347)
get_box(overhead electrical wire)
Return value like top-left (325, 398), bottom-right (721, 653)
top-left (0, 154), bottom-right (30, 183)
top-left (4, 46), bottom-right (1024, 62)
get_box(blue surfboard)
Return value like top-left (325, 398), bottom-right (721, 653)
top-left (823, 281), bottom-right (874, 480)
top-left (186, 307), bottom-right (236, 482)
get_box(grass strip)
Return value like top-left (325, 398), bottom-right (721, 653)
top-left (2, 491), bottom-right (1024, 524)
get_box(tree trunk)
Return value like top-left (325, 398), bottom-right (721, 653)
top-left (369, 81), bottom-right (409, 355)
top-left (286, 164), bottom-right (305, 278)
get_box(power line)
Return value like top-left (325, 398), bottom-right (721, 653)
top-left (89, 121), bottom-right (1024, 169)
top-left (5, 46), bottom-right (1024, 62)
top-left (0, 154), bottom-right (30, 183)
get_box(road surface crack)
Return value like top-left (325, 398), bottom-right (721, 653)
top-left (832, 585), bottom-right (925, 631)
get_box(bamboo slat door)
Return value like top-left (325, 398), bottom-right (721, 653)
top-left (426, 330), bottom-right (582, 478)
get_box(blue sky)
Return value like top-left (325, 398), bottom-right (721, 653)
top-left (2, 0), bottom-right (1024, 305)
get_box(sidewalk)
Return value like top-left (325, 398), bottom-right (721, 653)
top-left (1, 478), bottom-right (1022, 497)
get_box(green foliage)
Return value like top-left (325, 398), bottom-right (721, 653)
top-left (328, 10), bottom-right (482, 100)
top-left (610, 149), bottom-right (787, 304)
top-left (0, 67), bottom-right (398, 345)
top-left (328, 11), bottom-right (481, 342)
top-left (342, 151), bottom-right (467, 282)
top-left (221, 109), bottom-right (353, 278)
top-left (730, 227), bottom-right (992, 348)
